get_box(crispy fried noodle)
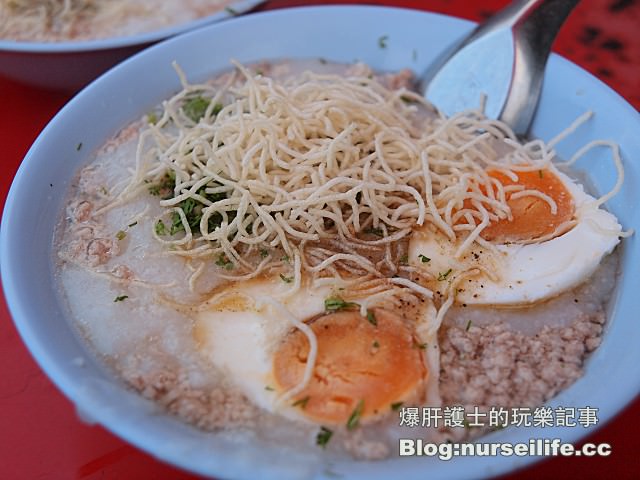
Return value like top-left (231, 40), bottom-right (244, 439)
top-left (105, 61), bottom-right (624, 307)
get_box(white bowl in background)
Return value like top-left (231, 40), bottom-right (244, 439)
top-left (0, 0), bottom-right (263, 90)
top-left (1, 6), bottom-right (639, 480)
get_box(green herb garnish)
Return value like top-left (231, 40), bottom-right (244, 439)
top-left (114, 295), bottom-right (128, 302)
top-left (281, 255), bottom-right (290, 263)
top-left (418, 254), bottom-right (431, 263)
top-left (280, 273), bottom-right (293, 284)
top-left (116, 230), bottom-right (126, 241)
top-left (391, 401), bottom-right (404, 411)
top-left (292, 396), bottom-right (310, 409)
top-left (259, 249), bottom-right (269, 258)
top-left (316, 427), bottom-right (333, 448)
top-left (465, 320), bottom-right (472, 331)
top-left (183, 96), bottom-right (223, 123)
top-left (151, 173), bottom-right (228, 236)
top-left (147, 112), bottom-right (158, 124)
top-left (128, 221), bottom-right (138, 228)
top-left (147, 171), bottom-right (175, 199)
top-left (346, 400), bottom-right (365, 430)
top-left (215, 254), bottom-right (234, 270)
top-left (399, 254), bottom-right (409, 265)
top-left (183, 96), bottom-right (210, 122)
top-left (265, 385), bottom-right (274, 391)
top-left (366, 310), bottom-right (377, 326)
top-left (378, 35), bottom-right (388, 49)
top-left (76, 142), bottom-right (82, 151)
top-left (325, 296), bottom-right (360, 312)
top-left (437, 268), bottom-right (453, 281)
top-left (155, 220), bottom-right (167, 236)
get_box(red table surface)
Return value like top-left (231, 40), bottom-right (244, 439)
top-left (1, 1), bottom-right (638, 479)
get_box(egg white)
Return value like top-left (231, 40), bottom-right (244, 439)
top-left (409, 166), bottom-right (622, 305)
top-left (193, 277), bottom-right (333, 422)
top-left (193, 276), bottom-right (440, 424)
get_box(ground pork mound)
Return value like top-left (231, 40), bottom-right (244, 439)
top-left (439, 312), bottom-right (605, 410)
top-left (127, 369), bottom-right (258, 430)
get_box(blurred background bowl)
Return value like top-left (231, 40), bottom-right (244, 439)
top-left (0, 0), bottom-right (264, 91)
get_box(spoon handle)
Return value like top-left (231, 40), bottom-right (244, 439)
top-left (422, 0), bottom-right (580, 135)
top-left (500, 0), bottom-right (581, 133)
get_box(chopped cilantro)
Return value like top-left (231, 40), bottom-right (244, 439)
top-left (438, 268), bottom-right (453, 281)
top-left (280, 273), bottom-right (293, 284)
top-left (465, 320), bottom-right (472, 331)
top-left (346, 400), bottom-right (365, 430)
top-left (316, 427), bottom-right (333, 448)
top-left (183, 96), bottom-right (210, 122)
top-left (391, 401), bottom-right (404, 411)
top-left (259, 249), bottom-right (269, 258)
top-left (419, 254), bottom-right (431, 263)
top-left (155, 220), bottom-right (167, 236)
top-left (212, 103), bottom-right (223, 115)
top-left (215, 254), bottom-right (234, 270)
top-left (76, 142), bottom-right (82, 151)
top-left (147, 171), bottom-right (175, 199)
top-left (399, 254), bottom-right (409, 265)
top-left (325, 296), bottom-right (360, 312)
top-left (281, 254), bottom-right (290, 263)
top-left (154, 177), bottom-right (228, 237)
top-left (147, 112), bottom-right (158, 124)
top-left (113, 295), bottom-right (128, 302)
top-left (128, 221), bottom-right (138, 228)
top-left (116, 230), bottom-right (126, 241)
top-left (378, 35), bottom-right (388, 49)
top-left (292, 396), bottom-right (310, 409)
top-left (366, 310), bottom-right (377, 326)
top-left (183, 96), bottom-right (223, 123)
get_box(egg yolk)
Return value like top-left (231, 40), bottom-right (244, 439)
top-left (480, 169), bottom-right (575, 243)
top-left (272, 308), bottom-right (427, 426)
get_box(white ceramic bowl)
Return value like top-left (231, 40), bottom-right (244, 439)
top-left (2, 6), bottom-right (639, 480)
top-left (0, 0), bottom-right (263, 90)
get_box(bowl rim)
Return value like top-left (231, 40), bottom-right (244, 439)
top-left (0, 0), bottom-right (263, 53)
top-left (2, 4), bottom-right (639, 479)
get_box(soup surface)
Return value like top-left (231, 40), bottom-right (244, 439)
top-left (54, 59), bottom-right (624, 460)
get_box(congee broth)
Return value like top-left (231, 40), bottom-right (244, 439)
top-left (0, 0), bottom-right (237, 42)
top-left (54, 59), bottom-right (626, 460)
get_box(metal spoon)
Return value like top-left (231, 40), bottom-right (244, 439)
top-left (421, 0), bottom-right (580, 135)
